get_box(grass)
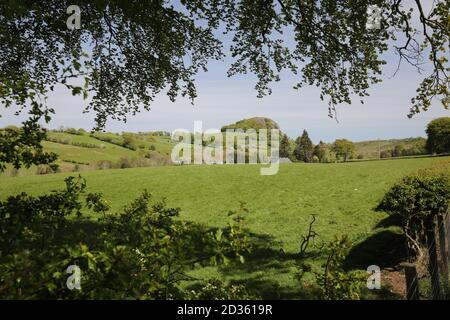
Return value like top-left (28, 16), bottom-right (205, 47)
top-left (45, 131), bottom-right (174, 163)
top-left (1, 156), bottom-right (448, 298)
top-left (0, 131), bottom-right (175, 176)
top-left (44, 135), bottom-right (137, 164)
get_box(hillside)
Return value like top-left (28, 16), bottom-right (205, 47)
top-left (0, 121), bottom-right (431, 177)
top-left (221, 117), bottom-right (280, 132)
top-left (220, 118), bottom-right (427, 160)
top-left (353, 137), bottom-right (426, 159)
top-left (0, 129), bottom-right (175, 176)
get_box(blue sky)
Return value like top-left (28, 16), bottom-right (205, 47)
top-left (1, 1), bottom-right (448, 143)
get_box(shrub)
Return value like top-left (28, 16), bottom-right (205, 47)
top-left (320, 149), bottom-right (337, 163)
top-left (71, 141), bottom-right (98, 148)
top-left (314, 236), bottom-right (365, 300)
top-left (377, 166), bottom-right (450, 258)
top-left (96, 160), bottom-right (113, 170)
top-left (332, 139), bottom-right (355, 162)
top-left (0, 176), bottom-right (252, 299)
top-left (49, 163), bottom-right (60, 173)
top-left (122, 133), bottom-right (137, 151)
top-left (77, 128), bottom-right (87, 136)
top-left (117, 157), bottom-right (132, 169)
top-left (36, 165), bottom-right (55, 175)
top-left (380, 150), bottom-right (392, 159)
top-left (8, 168), bottom-right (19, 177)
top-left (186, 279), bottom-right (256, 300)
top-left (65, 128), bottom-right (78, 135)
top-left (426, 117), bottom-right (450, 154)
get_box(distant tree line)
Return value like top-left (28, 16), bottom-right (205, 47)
top-left (379, 145), bottom-right (427, 159)
top-left (280, 117), bottom-right (450, 163)
top-left (280, 130), bottom-right (356, 163)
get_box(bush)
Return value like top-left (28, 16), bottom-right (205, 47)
top-left (8, 168), bottom-right (19, 177)
top-left (96, 160), bottom-right (113, 170)
top-left (77, 128), bottom-right (87, 136)
top-left (377, 166), bottom-right (450, 258)
top-left (117, 157), bottom-right (132, 169)
top-left (186, 279), bottom-right (256, 300)
top-left (426, 117), bottom-right (450, 154)
top-left (122, 133), bottom-right (137, 151)
top-left (314, 236), bottom-right (365, 300)
top-left (332, 139), bottom-right (355, 162)
top-left (65, 128), bottom-right (78, 135)
top-left (320, 149), bottom-right (337, 163)
top-left (49, 163), bottom-right (60, 173)
top-left (0, 176), bottom-right (252, 299)
top-left (36, 165), bottom-right (57, 175)
top-left (380, 150), bottom-right (391, 159)
top-left (295, 234), bottom-right (365, 300)
top-left (71, 141), bottom-right (98, 149)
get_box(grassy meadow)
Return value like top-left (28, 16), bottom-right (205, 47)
top-left (2, 156), bottom-right (448, 298)
top-left (0, 131), bottom-right (175, 176)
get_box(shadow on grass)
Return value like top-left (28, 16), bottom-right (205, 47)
top-left (375, 214), bottom-right (403, 229)
top-left (344, 230), bottom-right (407, 271)
top-left (61, 218), bottom-right (400, 300)
top-left (211, 232), bottom-right (322, 299)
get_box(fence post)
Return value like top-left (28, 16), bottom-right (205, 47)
top-left (445, 208), bottom-right (450, 268)
top-left (402, 263), bottom-right (420, 300)
top-left (437, 213), bottom-right (449, 282)
top-left (425, 215), bottom-right (441, 300)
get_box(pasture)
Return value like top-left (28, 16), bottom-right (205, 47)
top-left (1, 156), bottom-right (448, 298)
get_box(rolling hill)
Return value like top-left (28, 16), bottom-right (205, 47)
top-left (0, 119), bottom-right (432, 177)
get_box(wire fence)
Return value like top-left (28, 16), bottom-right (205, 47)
top-left (404, 206), bottom-right (450, 300)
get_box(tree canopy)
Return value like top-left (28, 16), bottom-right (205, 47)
top-left (426, 117), bottom-right (450, 154)
top-left (294, 130), bottom-right (314, 162)
top-left (332, 139), bottom-right (355, 162)
top-left (1, 0), bottom-right (449, 170)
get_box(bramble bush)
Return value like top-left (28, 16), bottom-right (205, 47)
top-left (0, 176), bottom-right (252, 299)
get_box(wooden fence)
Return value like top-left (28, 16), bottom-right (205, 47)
top-left (403, 206), bottom-right (450, 300)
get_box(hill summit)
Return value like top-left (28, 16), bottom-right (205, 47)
top-left (221, 117), bottom-right (280, 132)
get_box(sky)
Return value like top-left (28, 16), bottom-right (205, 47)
top-left (1, 1), bottom-right (448, 144)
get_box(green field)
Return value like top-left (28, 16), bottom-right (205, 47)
top-left (1, 156), bottom-right (448, 298)
top-left (44, 133), bottom-right (137, 164)
top-left (0, 130), bottom-right (175, 176)
top-left (353, 137), bottom-right (426, 159)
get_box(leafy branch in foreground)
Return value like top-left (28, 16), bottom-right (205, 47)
top-left (294, 217), bottom-right (365, 300)
top-left (0, 176), bottom-right (252, 299)
top-left (314, 236), bottom-right (366, 300)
